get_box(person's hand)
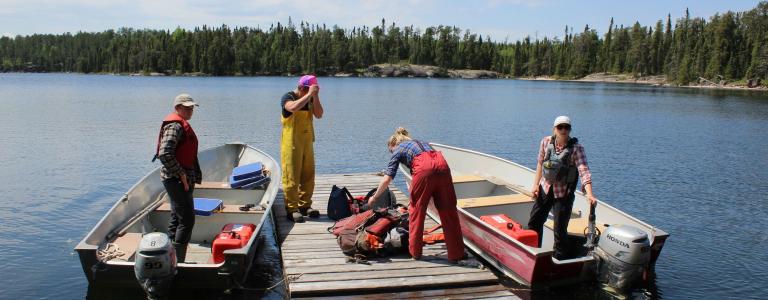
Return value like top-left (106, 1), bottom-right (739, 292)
top-left (309, 85), bottom-right (319, 96)
top-left (180, 173), bottom-right (189, 192)
top-left (531, 186), bottom-right (539, 199)
top-left (586, 193), bottom-right (597, 206)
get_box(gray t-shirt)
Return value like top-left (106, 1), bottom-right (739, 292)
top-left (281, 91), bottom-right (310, 118)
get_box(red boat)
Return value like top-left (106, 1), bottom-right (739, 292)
top-left (400, 143), bottom-right (669, 289)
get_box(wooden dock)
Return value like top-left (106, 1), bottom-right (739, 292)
top-left (273, 173), bottom-right (518, 299)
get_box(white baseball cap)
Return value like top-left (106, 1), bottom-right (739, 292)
top-left (173, 93), bottom-right (199, 107)
top-left (553, 116), bottom-right (571, 127)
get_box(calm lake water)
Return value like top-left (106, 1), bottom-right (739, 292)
top-left (0, 73), bottom-right (766, 299)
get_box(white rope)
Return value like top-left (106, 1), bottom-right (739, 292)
top-left (97, 243), bottom-right (125, 262)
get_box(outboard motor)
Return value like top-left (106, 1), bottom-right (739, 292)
top-left (134, 232), bottom-right (177, 300)
top-left (594, 224), bottom-right (651, 291)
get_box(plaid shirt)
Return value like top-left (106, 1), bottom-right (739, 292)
top-left (537, 136), bottom-right (592, 198)
top-left (385, 140), bottom-right (434, 178)
top-left (157, 122), bottom-right (201, 184)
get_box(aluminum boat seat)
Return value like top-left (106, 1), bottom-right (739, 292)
top-left (452, 174), bottom-right (487, 184)
top-left (544, 217), bottom-right (609, 237)
top-left (195, 181), bottom-right (233, 189)
top-left (152, 180), bottom-right (268, 212)
top-left (155, 202), bottom-right (263, 214)
top-left (458, 194), bottom-right (533, 208)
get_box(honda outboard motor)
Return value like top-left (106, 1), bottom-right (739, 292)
top-left (595, 224), bottom-right (651, 291)
top-left (134, 232), bottom-right (177, 300)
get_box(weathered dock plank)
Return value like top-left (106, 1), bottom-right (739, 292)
top-left (296, 284), bottom-right (517, 299)
top-left (274, 173), bottom-right (514, 298)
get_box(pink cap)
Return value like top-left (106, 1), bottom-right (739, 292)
top-left (298, 75), bottom-right (319, 87)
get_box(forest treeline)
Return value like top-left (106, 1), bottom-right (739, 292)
top-left (1, 2), bottom-right (767, 85)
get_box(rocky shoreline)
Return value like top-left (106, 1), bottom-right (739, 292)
top-left (7, 66), bottom-right (765, 91)
top-left (115, 63), bottom-right (500, 79)
top-left (517, 73), bottom-right (767, 91)
top-left (357, 64), bottom-right (499, 79)
top-left (133, 66), bottom-right (766, 90)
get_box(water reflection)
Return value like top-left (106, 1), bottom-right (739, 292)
top-left (499, 273), bottom-right (661, 300)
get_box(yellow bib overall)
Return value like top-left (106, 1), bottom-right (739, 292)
top-left (280, 106), bottom-right (315, 213)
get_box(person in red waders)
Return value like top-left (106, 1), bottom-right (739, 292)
top-left (366, 127), bottom-right (465, 262)
top-left (153, 93), bottom-right (202, 263)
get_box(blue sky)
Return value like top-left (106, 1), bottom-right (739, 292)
top-left (0, 0), bottom-right (760, 41)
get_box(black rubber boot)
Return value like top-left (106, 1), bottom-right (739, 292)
top-left (300, 207), bottom-right (320, 218)
top-left (288, 211), bottom-right (305, 223)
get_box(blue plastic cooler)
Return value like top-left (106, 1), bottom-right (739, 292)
top-left (231, 163), bottom-right (264, 181)
top-left (229, 174), bottom-right (265, 188)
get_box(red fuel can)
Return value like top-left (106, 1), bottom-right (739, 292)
top-left (212, 223), bottom-right (256, 263)
top-left (480, 214), bottom-right (539, 247)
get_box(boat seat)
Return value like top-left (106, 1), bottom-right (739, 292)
top-left (155, 202), bottom-right (263, 214)
top-left (100, 232), bottom-right (142, 261)
top-left (452, 174), bottom-right (487, 183)
top-left (544, 217), bottom-right (609, 237)
top-left (196, 181), bottom-right (233, 189)
top-left (458, 194), bottom-right (534, 208)
top-left (197, 178), bottom-right (269, 190)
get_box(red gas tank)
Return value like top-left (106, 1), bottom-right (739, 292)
top-left (212, 223), bottom-right (256, 263)
top-left (480, 214), bottom-right (539, 247)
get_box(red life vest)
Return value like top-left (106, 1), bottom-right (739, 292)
top-left (155, 112), bottom-right (198, 169)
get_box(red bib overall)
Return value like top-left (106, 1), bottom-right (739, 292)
top-left (408, 150), bottom-right (464, 261)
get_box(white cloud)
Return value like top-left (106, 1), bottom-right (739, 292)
top-left (0, 0), bottom-right (757, 44)
top-left (0, 0), bottom-right (541, 39)
top-left (487, 0), bottom-right (544, 8)
top-left (0, 0), bottom-right (123, 14)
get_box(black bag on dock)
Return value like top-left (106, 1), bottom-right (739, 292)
top-left (328, 185), bottom-right (355, 221)
top-left (359, 188), bottom-right (397, 211)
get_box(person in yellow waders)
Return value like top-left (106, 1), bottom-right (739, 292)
top-left (281, 75), bottom-right (324, 222)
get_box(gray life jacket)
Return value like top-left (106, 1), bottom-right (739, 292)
top-left (542, 136), bottom-right (579, 186)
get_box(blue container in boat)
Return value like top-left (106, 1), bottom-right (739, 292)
top-left (231, 163), bottom-right (264, 181)
top-left (240, 176), bottom-right (271, 190)
top-left (229, 174), bottom-right (265, 188)
top-left (194, 198), bottom-right (223, 216)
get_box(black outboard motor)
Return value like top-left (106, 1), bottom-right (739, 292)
top-left (594, 224), bottom-right (651, 291)
top-left (134, 232), bottom-right (177, 300)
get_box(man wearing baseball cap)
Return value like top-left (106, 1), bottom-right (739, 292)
top-left (280, 75), bottom-right (324, 223)
top-left (153, 93), bottom-right (202, 261)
